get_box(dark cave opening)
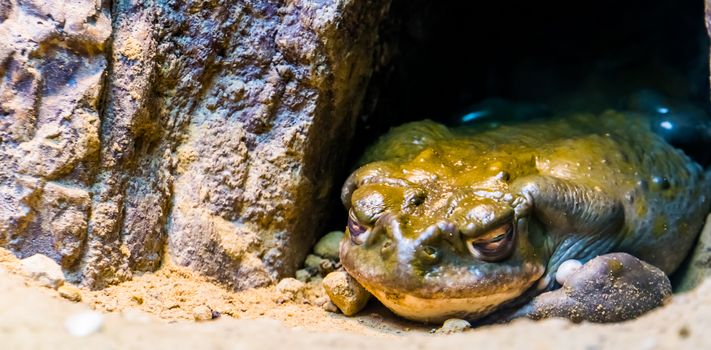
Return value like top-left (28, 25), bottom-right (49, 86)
top-left (322, 0), bottom-right (710, 236)
top-left (367, 0), bottom-right (709, 129)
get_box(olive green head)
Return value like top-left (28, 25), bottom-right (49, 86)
top-left (339, 123), bottom-right (547, 323)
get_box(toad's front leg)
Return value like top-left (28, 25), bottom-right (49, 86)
top-left (511, 253), bottom-right (672, 322)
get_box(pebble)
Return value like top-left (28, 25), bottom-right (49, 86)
top-left (58, 284), bottom-right (82, 302)
top-left (304, 254), bottom-right (338, 276)
top-left (313, 231), bottom-right (344, 260)
top-left (322, 271), bottom-right (370, 316)
top-left (435, 318), bottom-right (471, 334)
top-left (304, 254), bottom-right (325, 270)
top-left (556, 259), bottom-right (583, 285)
top-left (322, 300), bottom-right (339, 313)
top-left (295, 269), bottom-right (311, 282)
top-left (20, 254), bottom-right (65, 289)
top-left (65, 311), bottom-right (104, 337)
top-left (192, 305), bottom-right (213, 321)
top-left (276, 278), bottom-right (306, 303)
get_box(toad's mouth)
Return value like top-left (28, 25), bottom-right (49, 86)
top-left (362, 282), bottom-right (527, 323)
top-left (341, 245), bottom-right (545, 323)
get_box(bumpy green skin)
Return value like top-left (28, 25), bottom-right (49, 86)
top-left (339, 111), bottom-right (710, 323)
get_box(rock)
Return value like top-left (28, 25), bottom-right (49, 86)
top-left (295, 269), bottom-right (312, 283)
top-left (322, 300), bottom-right (340, 313)
top-left (304, 254), bottom-right (337, 276)
top-left (276, 278), bottom-right (306, 303)
top-left (435, 319), bottom-right (472, 334)
top-left (322, 271), bottom-right (371, 316)
top-left (192, 306), bottom-right (214, 321)
top-left (58, 285), bottom-right (82, 302)
top-left (0, 0), bottom-right (108, 280)
top-left (304, 254), bottom-right (326, 270)
top-left (314, 231), bottom-right (344, 260)
top-left (64, 311), bottom-right (104, 337)
top-left (20, 254), bottom-right (65, 289)
top-left (0, 0), bottom-right (391, 289)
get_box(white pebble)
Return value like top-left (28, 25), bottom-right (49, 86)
top-left (435, 318), bottom-right (471, 334)
top-left (65, 311), bottom-right (104, 337)
top-left (20, 254), bottom-right (65, 289)
top-left (556, 259), bottom-right (583, 285)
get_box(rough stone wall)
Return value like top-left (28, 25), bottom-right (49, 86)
top-left (0, 0), bottom-right (390, 289)
top-left (0, 0), bottom-right (111, 280)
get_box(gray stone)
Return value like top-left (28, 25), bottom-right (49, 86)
top-left (314, 231), bottom-right (344, 260)
top-left (295, 269), bottom-right (312, 282)
top-left (435, 319), bottom-right (472, 334)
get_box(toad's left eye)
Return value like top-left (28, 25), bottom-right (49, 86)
top-left (465, 223), bottom-right (515, 262)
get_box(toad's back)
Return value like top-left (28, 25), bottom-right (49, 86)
top-left (364, 111), bottom-right (709, 273)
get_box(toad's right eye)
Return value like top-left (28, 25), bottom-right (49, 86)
top-left (347, 209), bottom-right (369, 245)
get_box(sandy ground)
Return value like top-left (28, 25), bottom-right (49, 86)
top-left (1, 248), bottom-right (709, 350)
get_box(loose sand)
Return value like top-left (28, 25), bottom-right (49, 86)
top-left (1, 248), bottom-right (708, 349)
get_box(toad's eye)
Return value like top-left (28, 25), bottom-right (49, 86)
top-left (347, 210), bottom-right (369, 245)
top-left (465, 223), bottom-right (515, 262)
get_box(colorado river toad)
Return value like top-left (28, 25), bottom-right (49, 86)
top-left (339, 111), bottom-right (710, 323)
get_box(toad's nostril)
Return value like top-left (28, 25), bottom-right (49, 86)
top-left (418, 245), bottom-right (441, 264)
top-left (380, 239), bottom-right (394, 257)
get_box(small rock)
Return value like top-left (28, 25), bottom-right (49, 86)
top-left (556, 259), bottom-right (583, 285)
top-left (304, 254), bottom-right (325, 270)
top-left (313, 296), bottom-right (329, 307)
top-left (295, 269), bottom-right (311, 282)
top-left (314, 231), bottom-right (344, 260)
top-left (322, 300), bottom-right (339, 313)
top-left (276, 278), bottom-right (306, 303)
top-left (65, 311), bottom-right (104, 337)
top-left (435, 318), bottom-right (471, 334)
top-left (131, 294), bottom-right (144, 305)
top-left (322, 271), bottom-right (371, 316)
top-left (20, 254), bottom-right (65, 289)
top-left (192, 305), bottom-right (213, 321)
top-left (304, 254), bottom-right (337, 276)
top-left (58, 285), bottom-right (82, 302)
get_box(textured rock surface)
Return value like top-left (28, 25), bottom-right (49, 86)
top-left (0, 0), bottom-right (110, 282)
top-left (676, 214), bottom-right (711, 292)
top-left (0, 0), bottom-right (390, 289)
